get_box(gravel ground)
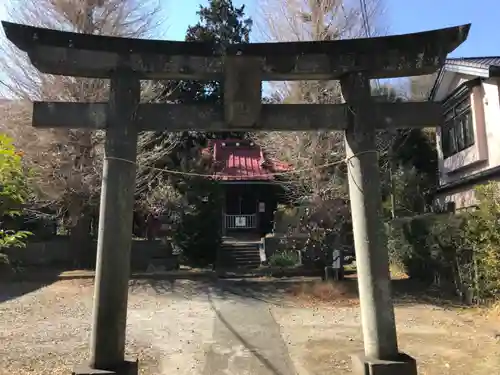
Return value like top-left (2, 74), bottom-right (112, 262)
top-left (0, 279), bottom-right (216, 375)
top-left (273, 303), bottom-right (500, 375)
top-left (0, 279), bottom-right (499, 375)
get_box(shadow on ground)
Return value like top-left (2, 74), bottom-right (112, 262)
top-left (131, 276), bottom-right (300, 374)
top-left (130, 275), bottom-right (466, 309)
top-left (0, 267), bottom-right (64, 303)
top-left (204, 294), bottom-right (297, 375)
top-left (391, 278), bottom-right (466, 308)
top-left (1, 267), bottom-right (466, 310)
top-left (130, 276), bottom-right (306, 306)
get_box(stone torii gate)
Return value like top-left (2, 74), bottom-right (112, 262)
top-left (2, 21), bottom-right (469, 375)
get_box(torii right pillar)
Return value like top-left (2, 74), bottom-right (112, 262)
top-left (341, 72), bottom-right (415, 374)
top-left (335, 20), bottom-right (471, 372)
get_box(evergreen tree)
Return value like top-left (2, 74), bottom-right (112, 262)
top-left (137, 0), bottom-right (253, 266)
top-left (137, 0), bottom-right (253, 195)
top-left (165, 0), bottom-right (252, 106)
top-left (372, 85), bottom-right (438, 217)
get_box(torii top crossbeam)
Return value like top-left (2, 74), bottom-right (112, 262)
top-left (2, 21), bottom-right (470, 80)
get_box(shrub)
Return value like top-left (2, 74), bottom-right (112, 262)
top-left (0, 135), bottom-right (31, 245)
top-left (463, 182), bottom-right (500, 300)
top-left (268, 250), bottom-right (300, 267)
top-left (272, 200), bottom-right (353, 268)
top-left (387, 212), bottom-right (468, 291)
top-left (172, 176), bottom-right (222, 267)
top-left (387, 182), bottom-right (500, 303)
top-left (0, 134), bottom-right (31, 268)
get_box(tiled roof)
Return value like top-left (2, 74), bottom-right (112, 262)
top-left (446, 56), bottom-right (500, 70)
top-left (204, 139), bottom-right (290, 181)
top-left (429, 56), bottom-right (500, 100)
top-left (211, 139), bottom-right (273, 181)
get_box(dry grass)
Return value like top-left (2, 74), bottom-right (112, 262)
top-left (288, 280), bottom-right (359, 307)
top-left (287, 263), bottom-right (409, 308)
top-left (389, 263), bottom-right (409, 280)
top-left (475, 300), bottom-right (500, 324)
top-left (488, 301), bottom-right (500, 317)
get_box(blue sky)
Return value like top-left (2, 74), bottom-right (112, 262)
top-left (385, 0), bottom-right (497, 57)
top-left (0, 0), bottom-right (496, 59)
top-left (164, 0), bottom-right (252, 38)
top-left (163, 0), bottom-right (498, 58)
top-left (0, 0), bottom-right (496, 57)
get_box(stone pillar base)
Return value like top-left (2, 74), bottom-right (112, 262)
top-left (72, 359), bottom-right (138, 375)
top-left (351, 352), bottom-right (417, 375)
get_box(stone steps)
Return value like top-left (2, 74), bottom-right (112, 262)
top-left (217, 241), bottom-right (262, 269)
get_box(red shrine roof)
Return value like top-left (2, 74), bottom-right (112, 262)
top-left (204, 139), bottom-right (289, 181)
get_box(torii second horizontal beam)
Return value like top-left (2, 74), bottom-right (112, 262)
top-left (32, 102), bottom-right (443, 131)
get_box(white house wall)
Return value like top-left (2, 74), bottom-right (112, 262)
top-left (435, 75), bottom-right (500, 209)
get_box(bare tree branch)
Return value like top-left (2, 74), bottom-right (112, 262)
top-left (0, 0), bottom-right (166, 224)
top-left (254, 0), bottom-right (387, 209)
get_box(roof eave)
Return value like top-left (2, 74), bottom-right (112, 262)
top-left (437, 165), bottom-right (500, 194)
top-left (445, 64), bottom-right (490, 78)
top-left (429, 63), bottom-right (492, 101)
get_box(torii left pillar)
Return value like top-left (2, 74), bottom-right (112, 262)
top-left (74, 69), bottom-right (140, 375)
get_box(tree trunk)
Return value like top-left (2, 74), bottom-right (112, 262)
top-left (68, 198), bottom-right (93, 269)
top-left (72, 213), bottom-right (92, 268)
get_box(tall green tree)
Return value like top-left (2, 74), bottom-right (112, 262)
top-left (164, 0), bottom-right (252, 106)
top-left (137, 0), bottom-right (253, 197)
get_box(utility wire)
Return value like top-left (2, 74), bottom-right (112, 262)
top-left (359, 0), bottom-right (371, 38)
top-left (359, 0), bottom-right (381, 91)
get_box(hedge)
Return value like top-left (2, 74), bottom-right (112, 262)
top-left (386, 213), bottom-right (473, 296)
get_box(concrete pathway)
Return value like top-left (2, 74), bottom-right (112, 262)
top-left (204, 290), bottom-right (297, 375)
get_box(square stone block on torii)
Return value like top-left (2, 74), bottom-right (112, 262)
top-left (1, 20), bottom-right (470, 375)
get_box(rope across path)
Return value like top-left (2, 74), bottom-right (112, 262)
top-left (105, 150), bottom-right (379, 179)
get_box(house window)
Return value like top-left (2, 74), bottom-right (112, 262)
top-left (441, 91), bottom-right (474, 158)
